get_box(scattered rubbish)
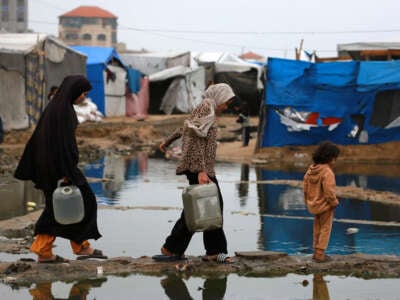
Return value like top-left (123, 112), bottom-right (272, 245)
top-left (97, 266), bottom-right (104, 276)
top-left (27, 201), bottom-right (36, 208)
top-left (346, 227), bottom-right (359, 234)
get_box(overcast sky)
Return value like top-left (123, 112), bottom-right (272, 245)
top-left (29, 0), bottom-right (400, 58)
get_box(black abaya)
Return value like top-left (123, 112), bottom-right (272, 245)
top-left (14, 75), bottom-right (101, 243)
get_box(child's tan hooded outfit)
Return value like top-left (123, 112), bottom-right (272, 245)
top-left (303, 164), bottom-right (339, 252)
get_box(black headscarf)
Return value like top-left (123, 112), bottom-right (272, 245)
top-left (15, 75), bottom-right (92, 192)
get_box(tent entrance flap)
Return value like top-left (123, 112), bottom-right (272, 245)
top-left (370, 90), bottom-right (400, 128)
top-left (103, 65), bottom-right (127, 117)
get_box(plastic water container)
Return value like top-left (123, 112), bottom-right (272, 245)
top-left (182, 183), bottom-right (222, 232)
top-left (52, 180), bottom-right (84, 225)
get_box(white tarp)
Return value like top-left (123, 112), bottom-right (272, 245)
top-left (0, 33), bottom-right (47, 54)
top-left (0, 68), bottom-right (28, 130)
top-left (103, 65), bottom-right (127, 116)
top-left (74, 98), bottom-right (103, 123)
top-left (193, 52), bottom-right (264, 89)
top-left (150, 66), bottom-right (205, 114)
top-left (120, 51), bottom-right (190, 75)
top-left (0, 33), bottom-right (86, 130)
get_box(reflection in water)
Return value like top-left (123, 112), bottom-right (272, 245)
top-left (236, 164), bottom-right (249, 207)
top-left (256, 168), bottom-right (400, 255)
top-left (83, 152), bottom-right (148, 205)
top-left (2, 156), bottom-right (400, 257)
top-left (102, 152), bottom-right (126, 200)
top-left (29, 277), bottom-right (107, 299)
top-left (124, 151), bottom-right (148, 180)
top-left (0, 179), bottom-right (44, 220)
top-left (160, 274), bottom-right (227, 300)
top-left (313, 273), bottom-right (330, 300)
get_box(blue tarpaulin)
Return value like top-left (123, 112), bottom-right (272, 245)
top-left (261, 57), bottom-right (400, 147)
top-left (71, 46), bottom-right (127, 115)
top-left (126, 68), bottom-right (142, 93)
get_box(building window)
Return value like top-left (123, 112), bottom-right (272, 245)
top-left (17, 0), bottom-right (24, 22)
top-left (1, 0), bottom-right (9, 22)
top-left (65, 33), bottom-right (79, 40)
top-left (82, 17), bottom-right (98, 25)
top-left (112, 32), bottom-right (117, 43)
top-left (82, 33), bottom-right (92, 40)
top-left (60, 17), bottom-right (81, 28)
top-left (97, 34), bottom-right (106, 41)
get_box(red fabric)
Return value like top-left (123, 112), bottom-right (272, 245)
top-left (305, 112), bottom-right (341, 125)
top-left (305, 112), bottom-right (319, 124)
top-left (322, 117), bottom-right (342, 125)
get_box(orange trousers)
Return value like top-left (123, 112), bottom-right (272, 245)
top-left (30, 234), bottom-right (90, 258)
top-left (313, 208), bottom-right (334, 251)
top-left (30, 282), bottom-right (90, 299)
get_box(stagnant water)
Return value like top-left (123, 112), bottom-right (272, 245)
top-left (1, 273), bottom-right (400, 299)
top-left (0, 153), bottom-right (399, 299)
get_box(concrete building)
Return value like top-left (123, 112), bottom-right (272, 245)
top-left (0, 0), bottom-right (28, 33)
top-left (58, 6), bottom-right (117, 48)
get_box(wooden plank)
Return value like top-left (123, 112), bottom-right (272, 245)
top-left (315, 56), bottom-right (352, 62)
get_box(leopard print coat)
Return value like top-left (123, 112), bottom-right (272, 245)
top-left (163, 101), bottom-right (218, 177)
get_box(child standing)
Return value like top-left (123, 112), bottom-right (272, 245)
top-left (303, 141), bottom-right (340, 263)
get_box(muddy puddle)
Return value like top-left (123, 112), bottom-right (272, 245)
top-left (0, 153), bottom-right (399, 298)
top-left (1, 273), bottom-right (400, 299)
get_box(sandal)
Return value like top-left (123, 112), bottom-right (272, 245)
top-left (202, 253), bottom-right (234, 264)
top-left (77, 249), bottom-right (108, 260)
top-left (312, 255), bottom-right (332, 263)
top-left (38, 255), bottom-right (69, 264)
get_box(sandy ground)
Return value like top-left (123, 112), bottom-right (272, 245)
top-left (0, 115), bottom-right (399, 284)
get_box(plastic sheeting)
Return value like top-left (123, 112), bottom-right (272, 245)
top-left (151, 66), bottom-right (205, 114)
top-left (74, 98), bottom-right (103, 123)
top-left (261, 57), bottom-right (400, 147)
top-left (71, 46), bottom-right (127, 116)
top-left (120, 51), bottom-right (190, 75)
top-left (126, 76), bottom-right (149, 120)
top-left (103, 65), bottom-right (126, 116)
top-left (0, 33), bottom-right (86, 130)
top-left (127, 68), bottom-right (141, 93)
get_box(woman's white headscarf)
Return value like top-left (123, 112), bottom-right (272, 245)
top-left (185, 83), bottom-right (235, 137)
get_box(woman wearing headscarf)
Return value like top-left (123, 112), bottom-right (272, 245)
top-left (156, 83), bottom-right (235, 264)
top-left (14, 75), bottom-right (105, 263)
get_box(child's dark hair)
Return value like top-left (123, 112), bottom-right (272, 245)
top-left (312, 141), bottom-right (340, 164)
top-left (47, 86), bottom-right (58, 100)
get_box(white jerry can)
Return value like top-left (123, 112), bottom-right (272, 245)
top-left (182, 183), bottom-right (222, 232)
top-left (52, 180), bottom-right (84, 225)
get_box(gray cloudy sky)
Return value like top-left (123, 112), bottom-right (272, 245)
top-left (30, 0), bottom-right (400, 58)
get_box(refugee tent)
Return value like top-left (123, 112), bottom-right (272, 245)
top-left (120, 51), bottom-right (205, 114)
top-left (72, 46), bottom-right (127, 116)
top-left (0, 33), bottom-right (86, 130)
top-left (120, 51), bottom-right (190, 75)
top-left (148, 66), bottom-right (205, 114)
top-left (258, 57), bottom-right (400, 147)
top-left (194, 52), bottom-right (265, 115)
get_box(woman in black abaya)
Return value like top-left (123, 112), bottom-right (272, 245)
top-left (15, 75), bottom-right (106, 263)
